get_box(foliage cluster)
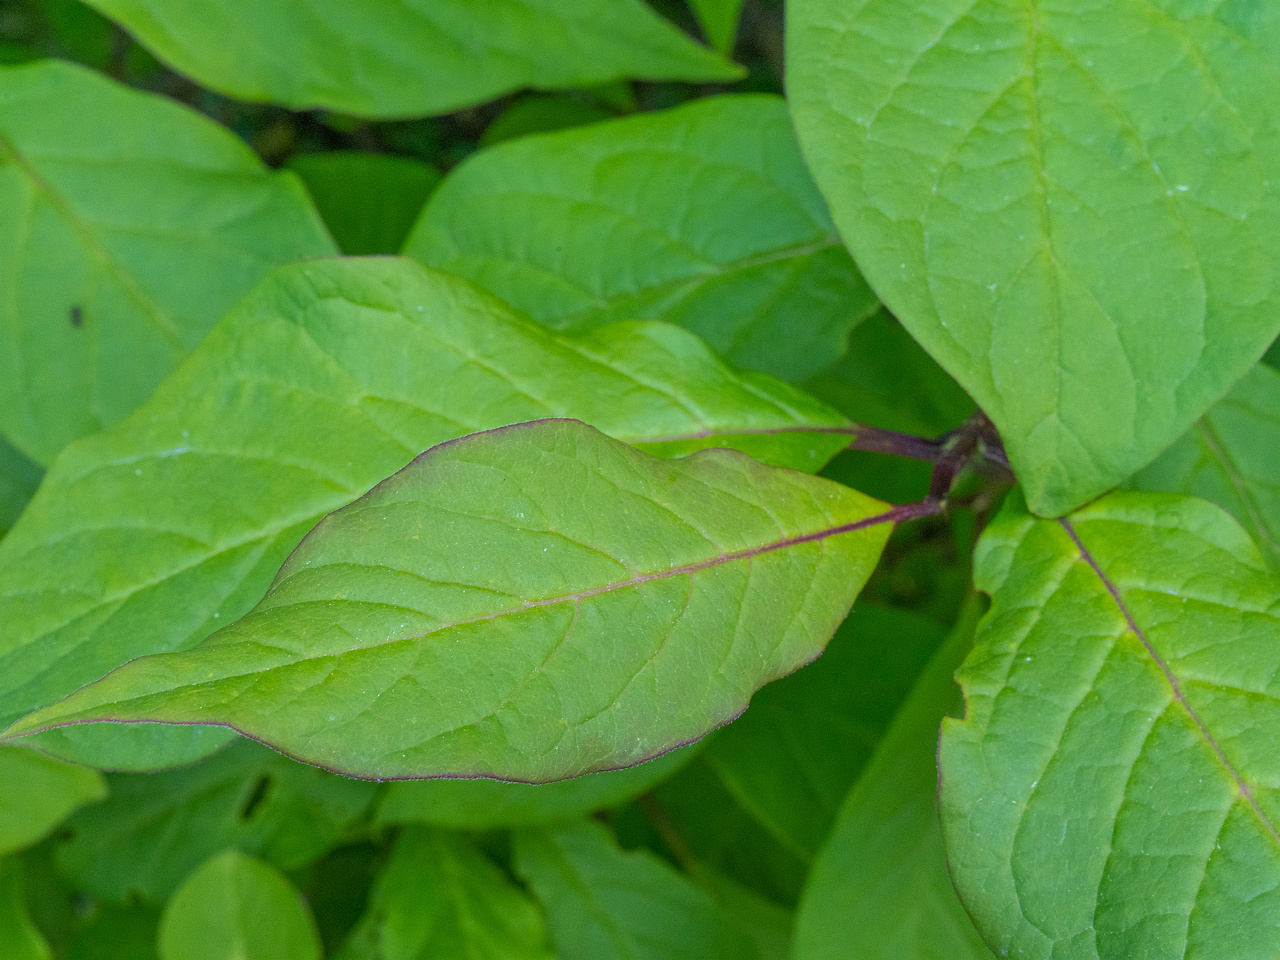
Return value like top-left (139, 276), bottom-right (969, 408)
top-left (2, 1), bottom-right (1279, 958)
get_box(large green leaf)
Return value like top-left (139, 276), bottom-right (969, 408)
top-left (5, 418), bottom-right (896, 780)
top-left (376, 745), bottom-right (696, 830)
top-left (0, 746), bottom-right (105, 857)
top-left (157, 850), bottom-right (321, 960)
top-left (794, 599), bottom-right (990, 960)
top-left (80, 0), bottom-right (739, 118)
top-left (514, 819), bottom-right (756, 960)
top-left (403, 95), bottom-right (878, 383)
top-left (704, 603), bottom-right (944, 859)
top-left (1133, 362), bottom-right (1280, 571)
top-left (941, 491), bottom-right (1280, 958)
top-left (0, 859), bottom-right (49, 960)
top-left (0, 60), bottom-right (335, 464)
top-left (788, 0), bottom-right (1280, 516)
top-left (338, 828), bottom-right (554, 960)
top-left (56, 739), bottom-right (376, 903)
top-left (0, 256), bottom-right (856, 766)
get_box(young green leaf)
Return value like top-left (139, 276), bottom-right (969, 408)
top-left (0, 437), bottom-right (40, 537)
top-left (0, 859), bottom-right (50, 960)
top-left (1132, 362), bottom-right (1280, 571)
top-left (514, 819), bottom-right (756, 960)
top-left (687, 0), bottom-right (745, 53)
top-left (0, 257), bottom-right (855, 766)
top-left (403, 95), bottom-right (878, 383)
top-left (285, 152), bottom-right (441, 256)
top-left (5, 418), bottom-right (899, 781)
top-left (941, 491), bottom-right (1280, 958)
top-left (157, 850), bottom-right (321, 960)
top-left (704, 603), bottom-right (944, 859)
top-left (78, 0), bottom-right (740, 118)
top-left (0, 60), bottom-right (335, 463)
top-left (794, 599), bottom-right (991, 960)
top-left (788, 0), bottom-right (1280, 515)
top-left (375, 745), bottom-right (697, 830)
top-left (339, 828), bottom-right (555, 960)
top-left (0, 747), bottom-right (105, 857)
top-left (56, 739), bottom-right (376, 903)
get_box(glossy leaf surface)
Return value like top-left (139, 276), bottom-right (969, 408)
top-left (376, 745), bottom-right (696, 830)
top-left (80, 0), bottom-right (739, 117)
top-left (8, 419), bottom-right (894, 781)
top-left (514, 819), bottom-right (756, 960)
top-left (57, 739), bottom-right (375, 903)
top-left (0, 257), bottom-right (854, 761)
top-left (340, 828), bottom-right (554, 960)
top-left (788, 0), bottom-right (1280, 515)
top-left (704, 603), bottom-right (944, 858)
top-left (941, 491), bottom-right (1280, 958)
top-left (286, 152), bottom-right (441, 256)
top-left (1133, 362), bottom-right (1280, 571)
top-left (157, 850), bottom-right (321, 960)
top-left (403, 95), bottom-right (878, 383)
top-left (795, 600), bottom-right (990, 960)
top-left (0, 746), bottom-right (105, 857)
top-left (0, 60), bottom-right (335, 463)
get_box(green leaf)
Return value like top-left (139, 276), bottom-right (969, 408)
top-left (0, 60), bottom-right (336, 463)
top-left (688, 0), bottom-right (745, 53)
top-left (0, 859), bottom-right (50, 960)
top-left (692, 865), bottom-right (793, 960)
top-left (1132, 362), bottom-right (1280, 571)
top-left (403, 95), bottom-right (878, 383)
top-left (803, 309), bottom-right (974, 438)
top-left (0, 746), bottom-right (105, 857)
top-left (0, 436), bottom-right (40, 536)
top-left (376, 744), bottom-right (697, 830)
top-left (79, 0), bottom-right (740, 118)
top-left (940, 490), bottom-right (1280, 958)
top-left (341, 827), bottom-right (554, 960)
top-left (788, 0), bottom-right (1280, 515)
top-left (7, 418), bottom-right (895, 781)
top-left (19, 724), bottom-right (238, 774)
top-left (0, 256), bottom-right (856, 766)
top-left (794, 598), bottom-right (991, 960)
top-left (704, 603), bottom-right (945, 859)
top-left (157, 850), bottom-right (321, 960)
top-left (285, 152), bottom-right (441, 256)
top-left (514, 819), bottom-right (757, 960)
top-left (56, 739), bottom-right (376, 904)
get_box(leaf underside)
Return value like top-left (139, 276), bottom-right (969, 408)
top-left (941, 491), bottom-right (1280, 959)
top-left (4, 419), bottom-right (893, 781)
top-left (788, 0), bottom-right (1280, 515)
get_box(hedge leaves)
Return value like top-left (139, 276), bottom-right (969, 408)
top-left (6, 419), bottom-right (895, 780)
top-left (0, 257), bottom-right (855, 767)
top-left (80, 0), bottom-right (740, 117)
top-left (404, 96), bottom-right (878, 383)
top-left (941, 491), bottom-right (1280, 958)
top-left (0, 61), bottom-right (335, 464)
top-left (789, 0), bottom-right (1280, 515)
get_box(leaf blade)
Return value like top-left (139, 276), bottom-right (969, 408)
top-left (940, 491), bottom-right (1280, 958)
top-left (5, 419), bottom-right (895, 780)
top-left (788, 0), bottom-right (1280, 514)
top-left (81, 0), bottom-right (740, 117)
